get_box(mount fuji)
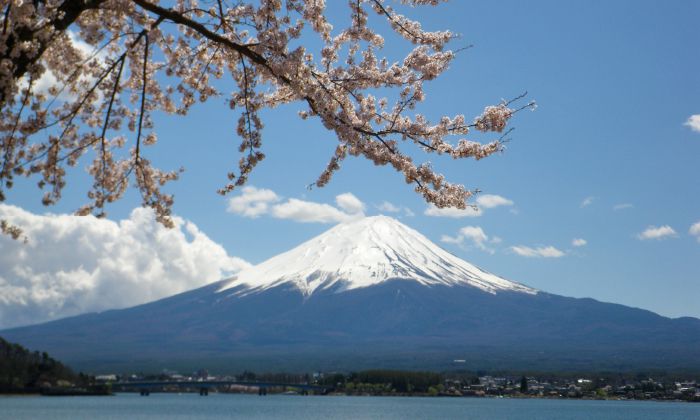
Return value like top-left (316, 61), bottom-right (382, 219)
top-left (3, 216), bottom-right (700, 372)
top-left (221, 215), bottom-right (535, 297)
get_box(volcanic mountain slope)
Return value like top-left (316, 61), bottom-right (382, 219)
top-left (3, 216), bottom-right (700, 372)
top-left (220, 215), bottom-right (536, 296)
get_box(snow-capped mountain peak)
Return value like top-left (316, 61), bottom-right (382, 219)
top-left (219, 215), bottom-right (536, 296)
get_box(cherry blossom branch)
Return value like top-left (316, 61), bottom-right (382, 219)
top-left (97, 57), bottom-right (126, 212)
top-left (0, 0), bottom-right (534, 229)
top-left (131, 0), bottom-right (274, 75)
top-left (15, 18), bottom-right (164, 171)
top-left (0, 0), bottom-right (105, 105)
top-left (134, 33), bottom-right (149, 170)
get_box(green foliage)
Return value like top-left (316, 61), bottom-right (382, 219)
top-left (519, 376), bottom-right (528, 393)
top-left (238, 370), bottom-right (257, 381)
top-left (0, 336), bottom-right (76, 392)
top-left (348, 370), bottom-right (443, 393)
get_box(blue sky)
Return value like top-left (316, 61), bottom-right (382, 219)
top-left (3, 0), bottom-right (699, 324)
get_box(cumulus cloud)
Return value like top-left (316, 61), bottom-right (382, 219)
top-left (637, 225), bottom-right (677, 240)
top-left (227, 187), bottom-right (365, 224)
top-left (0, 205), bottom-right (250, 329)
top-left (227, 186), bottom-right (280, 217)
top-left (440, 234), bottom-right (462, 245)
top-left (581, 196), bottom-right (595, 208)
top-left (441, 226), bottom-right (496, 253)
top-left (572, 238), bottom-right (587, 247)
top-left (272, 198), bottom-right (361, 223)
top-left (690, 221), bottom-right (700, 242)
top-left (476, 194), bottom-right (514, 209)
top-left (510, 245), bottom-right (565, 258)
top-left (425, 205), bottom-right (482, 218)
top-left (335, 193), bottom-right (365, 215)
top-left (613, 203), bottom-right (634, 211)
top-left (377, 201), bottom-right (401, 213)
top-left (685, 115), bottom-right (700, 133)
top-left (377, 201), bottom-right (415, 217)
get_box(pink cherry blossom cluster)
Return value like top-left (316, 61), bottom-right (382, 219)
top-left (0, 0), bottom-right (533, 231)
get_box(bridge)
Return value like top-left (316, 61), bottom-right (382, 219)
top-left (112, 380), bottom-right (330, 396)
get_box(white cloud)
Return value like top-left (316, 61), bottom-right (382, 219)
top-left (690, 221), bottom-right (700, 242)
top-left (335, 193), bottom-right (365, 215)
top-left (377, 201), bottom-right (401, 213)
top-left (66, 30), bottom-right (106, 61)
top-left (459, 226), bottom-right (490, 252)
top-left (425, 205), bottom-right (482, 218)
top-left (227, 186), bottom-right (280, 218)
top-left (272, 198), bottom-right (361, 224)
top-left (440, 226), bottom-right (495, 253)
top-left (572, 238), bottom-right (587, 247)
top-left (581, 196), bottom-right (595, 208)
top-left (510, 245), bottom-right (565, 258)
top-left (637, 225), bottom-right (677, 240)
top-left (440, 234), bottom-right (463, 245)
top-left (685, 115), bottom-right (700, 133)
top-left (376, 201), bottom-right (415, 218)
top-left (613, 203), bottom-right (634, 211)
top-left (228, 187), bottom-right (364, 224)
top-left (0, 205), bottom-right (250, 329)
top-left (476, 194), bottom-right (514, 209)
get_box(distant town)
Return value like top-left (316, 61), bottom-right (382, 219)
top-left (101, 369), bottom-right (700, 402)
top-left (2, 337), bottom-right (699, 402)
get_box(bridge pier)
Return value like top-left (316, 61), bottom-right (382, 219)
top-left (199, 388), bottom-right (209, 396)
top-left (258, 387), bottom-right (267, 396)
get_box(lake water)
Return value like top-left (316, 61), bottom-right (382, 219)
top-left (1, 393), bottom-right (699, 419)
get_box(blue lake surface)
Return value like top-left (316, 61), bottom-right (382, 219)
top-left (2, 393), bottom-right (699, 419)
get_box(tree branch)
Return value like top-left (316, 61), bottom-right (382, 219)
top-left (0, 0), bottom-right (106, 105)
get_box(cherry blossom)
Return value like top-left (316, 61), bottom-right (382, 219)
top-left (0, 0), bottom-right (534, 234)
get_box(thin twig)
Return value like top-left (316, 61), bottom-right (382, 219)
top-left (239, 54), bottom-right (255, 158)
top-left (135, 33), bottom-right (150, 169)
top-left (2, 4), bottom-right (11, 36)
top-left (97, 57), bottom-right (126, 206)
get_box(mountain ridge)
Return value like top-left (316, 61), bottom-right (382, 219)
top-left (2, 216), bottom-right (699, 373)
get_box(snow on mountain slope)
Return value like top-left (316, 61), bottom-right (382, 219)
top-left (219, 215), bottom-right (536, 296)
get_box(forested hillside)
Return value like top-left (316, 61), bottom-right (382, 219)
top-left (0, 336), bottom-right (77, 392)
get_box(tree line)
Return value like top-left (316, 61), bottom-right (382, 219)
top-left (319, 369), bottom-right (443, 394)
top-left (0, 336), bottom-right (82, 393)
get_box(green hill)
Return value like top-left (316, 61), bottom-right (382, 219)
top-left (0, 336), bottom-right (78, 393)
